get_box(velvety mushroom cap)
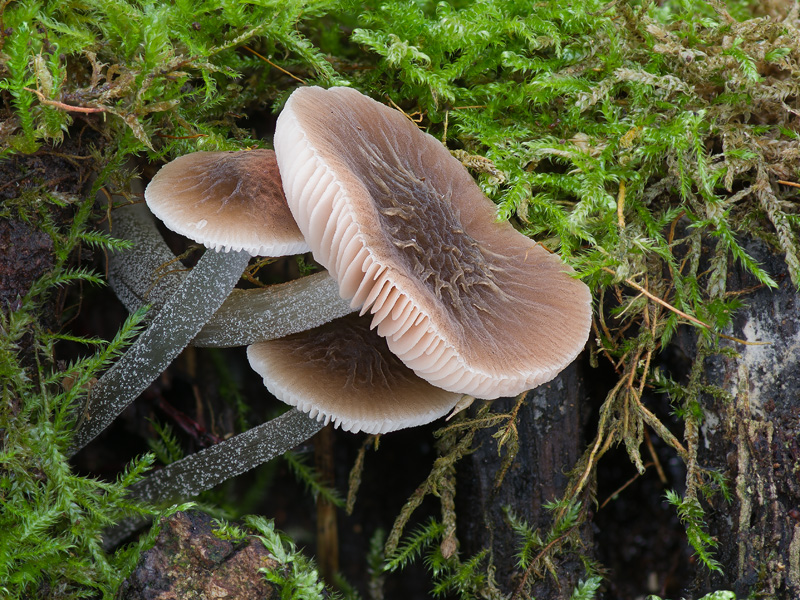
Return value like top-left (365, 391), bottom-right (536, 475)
top-left (145, 149), bottom-right (308, 256)
top-left (247, 314), bottom-right (463, 434)
top-left (274, 86), bottom-right (592, 399)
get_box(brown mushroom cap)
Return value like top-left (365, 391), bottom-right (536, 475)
top-left (145, 149), bottom-right (308, 256)
top-left (247, 314), bottom-right (463, 434)
top-left (274, 86), bottom-right (591, 399)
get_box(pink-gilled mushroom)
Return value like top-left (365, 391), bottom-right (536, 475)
top-left (112, 312), bottom-right (462, 522)
top-left (274, 86), bottom-right (592, 401)
top-left (247, 313), bottom-right (464, 434)
top-left (145, 149), bottom-right (309, 257)
top-left (92, 87), bottom-right (593, 519)
top-left (101, 198), bottom-right (352, 348)
top-left (117, 312), bottom-right (462, 511)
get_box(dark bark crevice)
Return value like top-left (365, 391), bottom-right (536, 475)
top-left (456, 361), bottom-right (592, 596)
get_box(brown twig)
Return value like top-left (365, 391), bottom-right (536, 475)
top-left (717, 332), bottom-right (770, 346)
top-left (667, 211), bottom-right (685, 245)
top-left (635, 400), bottom-right (688, 460)
top-left (24, 87), bottom-right (106, 113)
top-left (591, 317), bottom-right (618, 372)
top-left (386, 96), bottom-right (424, 123)
top-left (155, 133), bottom-right (208, 139)
top-left (511, 522), bottom-right (581, 600)
top-left (777, 180), bottom-right (800, 188)
top-left (602, 267), bottom-right (710, 329)
top-left (242, 46), bottom-right (305, 83)
top-left (597, 287), bottom-right (616, 344)
top-left (37, 150), bottom-right (94, 160)
top-left (599, 461), bottom-right (655, 510)
top-left (644, 430), bottom-right (668, 484)
top-left (0, 169), bottom-right (43, 193)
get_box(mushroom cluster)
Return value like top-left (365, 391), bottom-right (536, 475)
top-left (70, 149), bottom-right (349, 454)
top-left (77, 86), bottom-right (591, 507)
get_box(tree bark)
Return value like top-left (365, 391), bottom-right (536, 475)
top-left (456, 361), bottom-right (592, 596)
top-left (118, 511), bottom-right (280, 600)
top-left (692, 240), bottom-right (800, 597)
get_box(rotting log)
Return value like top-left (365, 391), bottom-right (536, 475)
top-left (690, 240), bottom-right (800, 598)
top-left (456, 361), bottom-right (592, 596)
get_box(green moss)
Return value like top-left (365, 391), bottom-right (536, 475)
top-left (0, 229), bottom-right (157, 596)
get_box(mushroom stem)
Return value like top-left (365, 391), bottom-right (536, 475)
top-left (103, 202), bottom-right (353, 347)
top-left (101, 408), bottom-right (323, 549)
top-left (105, 202), bottom-right (188, 315)
top-left (131, 408), bottom-right (323, 504)
top-left (69, 245), bottom-right (250, 455)
top-left (194, 274), bottom-right (351, 347)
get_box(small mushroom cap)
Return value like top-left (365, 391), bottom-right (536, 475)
top-left (145, 149), bottom-right (309, 256)
top-left (275, 86), bottom-right (592, 399)
top-left (247, 314), bottom-right (463, 434)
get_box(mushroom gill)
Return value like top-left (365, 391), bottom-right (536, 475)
top-left (247, 313), bottom-right (463, 434)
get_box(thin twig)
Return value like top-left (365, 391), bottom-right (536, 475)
top-left (599, 461), bottom-right (655, 509)
top-left (717, 332), bottom-right (770, 346)
top-left (24, 87), bottom-right (106, 113)
top-left (242, 46), bottom-right (305, 83)
top-left (602, 267), bottom-right (710, 329)
top-left (591, 317), bottom-right (618, 371)
top-left (155, 133), bottom-right (208, 139)
top-left (385, 96), bottom-right (424, 123)
top-left (635, 400), bottom-right (688, 460)
top-left (597, 287), bottom-right (615, 344)
top-left (777, 180), bottom-right (800, 188)
top-left (644, 430), bottom-right (668, 484)
top-left (38, 150), bottom-right (94, 160)
top-left (636, 309), bottom-right (655, 400)
top-left (511, 522), bottom-right (581, 600)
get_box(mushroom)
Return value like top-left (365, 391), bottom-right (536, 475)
top-left (247, 313), bottom-right (463, 434)
top-left (110, 312), bottom-right (461, 529)
top-left (108, 312), bottom-right (462, 529)
top-left (145, 149), bottom-right (308, 257)
top-left (88, 88), bottom-right (593, 518)
top-left (274, 86), bottom-right (592, 400)
top-left (71, 149), bottom-right (323, 454)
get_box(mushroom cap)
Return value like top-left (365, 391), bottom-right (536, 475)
top-left (247, 314), bottom-right (463, 434)
top-left (274, 86), bottom-right (592, 399)
top-left (145, 149), bottom-right (309, 256)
